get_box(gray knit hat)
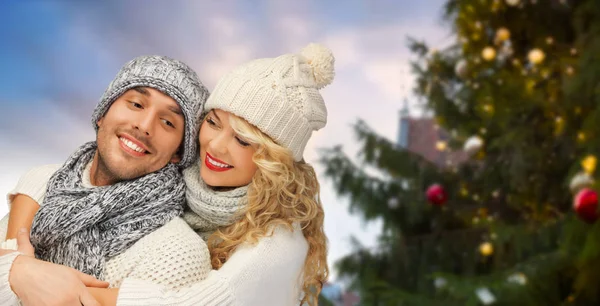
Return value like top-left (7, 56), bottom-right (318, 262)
top-left (204, 43), bottom-right (335, 161)
top-left (91, 55), bottom-right (209, 168)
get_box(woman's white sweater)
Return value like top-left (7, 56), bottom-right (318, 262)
top-left (0, 165), bottom-right (309, 305)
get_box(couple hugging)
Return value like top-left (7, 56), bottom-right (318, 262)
top-left (0, 43), bottom-right (334, 306)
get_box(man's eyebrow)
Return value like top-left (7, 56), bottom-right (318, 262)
top-left (169, 105), bottom-right (183, 116)
top-left (133, 87), bottom-right (150, 96)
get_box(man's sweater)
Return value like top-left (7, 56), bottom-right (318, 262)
top-left (0, 164), bottom-right (212, 289)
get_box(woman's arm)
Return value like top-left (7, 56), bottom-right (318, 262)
top-left (0, 228), bottom-right (109, 306)
top-left (3, 164), bottom-right (60, 241)
top-left (111, 225), bottom-right (308, 306)
top-left (6, 194), bottom-right (39, 240)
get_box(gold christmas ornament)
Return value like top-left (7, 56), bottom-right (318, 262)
top-left (495, 27), bottom-right (511, 43)
top-left (581, 155), bottom-right (597, 174)
top-left (482, 47), bottom-right (497, 61)
top-left (528, 48), bottom-right (545, 65)
top-left (479, 242), bottom-right (494, 256)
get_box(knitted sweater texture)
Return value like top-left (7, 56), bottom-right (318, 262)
top-left (0, 164), bottom-right (309, 305)
top-left (0, 164), bottom-right (211, 289)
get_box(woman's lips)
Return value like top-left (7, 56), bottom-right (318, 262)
top-left (205, 152), bottom-right (233, 172)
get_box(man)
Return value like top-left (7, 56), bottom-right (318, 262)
top-left (0, 55), bottom-right (209, 305)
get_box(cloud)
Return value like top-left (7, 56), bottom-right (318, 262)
top-left (0, 0), bottom-right (450, 281)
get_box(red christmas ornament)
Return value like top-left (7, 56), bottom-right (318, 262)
top-left (426, 184), bottom-right (448, 206)
top-left (574, 188), bottom-right (599, 223)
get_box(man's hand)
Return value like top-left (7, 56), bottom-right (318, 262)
top-left (8, 228), bottom-right (109, 306)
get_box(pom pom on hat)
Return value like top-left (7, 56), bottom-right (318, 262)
top-left (301, 43), bottom-right (335, 89)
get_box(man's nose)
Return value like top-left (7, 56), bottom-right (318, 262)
top-left (134, 112), bottom-right (155, 136)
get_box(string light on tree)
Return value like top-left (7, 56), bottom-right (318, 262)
top-left (479, 242), bottom-right (494, 256)
top-left (505, 0), bottom-right (520, 6)
top-left (434, 277), bottom-right (447, 289)
top-left (455, 59), bottom-right (469, 79)
top-left (528, 48), bottom-right (545, 65)
top-left (435, 141), bottom-right (447, 151)
top-left (554, 116), bottom-right (565, 135)
top-left (571, 48), bottom-right (578, 56)
top-left (476, 287), bottom-right (496, 305)
top-left (387, 197), bottom-right (400, 209)
top-left (566, 65), bottom-right (575, 76)
top-left (482, 46), bottom-right (497, 61)
top-left (464, 135), bottom-right (484, 154)
top-left (569, 172), bottom-right (594, 194)
top-left (507, 272), bottom-right (527, 285)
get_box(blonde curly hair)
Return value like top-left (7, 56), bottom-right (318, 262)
top-left (205, 113), bottom-right (329, 305)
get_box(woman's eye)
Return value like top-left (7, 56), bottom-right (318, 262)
top-left (129, 101), bottom-right (143, 108)
top-left (206, 117), bottom-right (219, 127)
top-left (235, 136), bottom-right (250, 147)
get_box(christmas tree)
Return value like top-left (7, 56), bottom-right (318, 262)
top-left (320, 0), bottom-right (600, 304)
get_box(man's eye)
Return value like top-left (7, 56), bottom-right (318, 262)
top-left (162, 119), bottom-right (175, 128)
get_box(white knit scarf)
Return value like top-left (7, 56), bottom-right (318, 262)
top-left (182, 160), bottom-right (248, 239)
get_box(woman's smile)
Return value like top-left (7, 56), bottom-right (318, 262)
top-left (204, 152), bottom-right (233, 172)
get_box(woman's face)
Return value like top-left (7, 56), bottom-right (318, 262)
top-left (199, 109), bottom-right (258, 188)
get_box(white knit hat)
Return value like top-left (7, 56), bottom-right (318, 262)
top-left (204, 43), bottom-right (335, 161)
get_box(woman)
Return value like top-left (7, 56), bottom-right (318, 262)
top-left (3, 43), bottom-right (335, 306)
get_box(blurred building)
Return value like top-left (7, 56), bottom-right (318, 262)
top-left (320, 282), bottom-right (360, 306)
top-left (396, 100), bottom-right (467, 168)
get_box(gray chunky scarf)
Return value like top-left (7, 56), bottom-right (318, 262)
top-left (181, 160), bottom-right (248, 240)
top-left (30, 141), bottom-right (185, 279)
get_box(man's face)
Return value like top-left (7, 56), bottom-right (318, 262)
top-left (95, 87), bottom-right (185, 182)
